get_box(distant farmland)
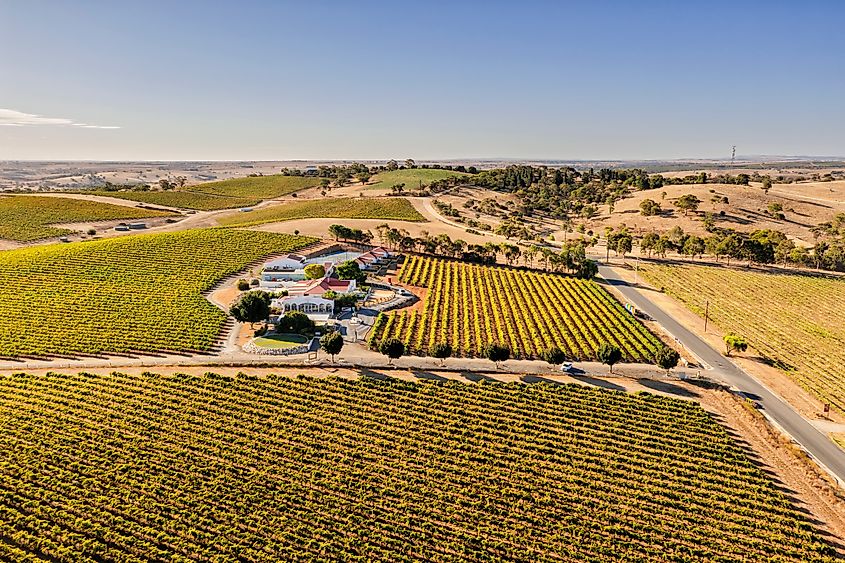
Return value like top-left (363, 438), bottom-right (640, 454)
top-left (368, 168), bottom-right (470, 190)
top-left (0, 373), bottom-right (834, 562)
top-left (84, 175), bottom-right (321, 210)
top-left (0, 195), bottom-right (175, 241)
top-left (219, 196), bottom-right (424, 227)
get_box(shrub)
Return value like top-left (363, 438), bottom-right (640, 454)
top-left (236, 279), bottom-right (251, 291)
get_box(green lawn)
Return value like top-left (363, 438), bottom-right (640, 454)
top-left (219, 197), bottom-right (425, 227)
top-left (367, 169), bottom-right (469, 190)
top-left (253, 333), bottom-right (309, 349)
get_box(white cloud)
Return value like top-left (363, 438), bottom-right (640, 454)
top-left (0, 108), bottom-right (119, 129)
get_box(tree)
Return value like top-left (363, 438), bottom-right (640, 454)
top-left (540, 346), bottom-right (566, 367)
top-left (430, 342), bottom-right (452, 365)
top-left (577, 259), bottom-right (598, 279)
top-left (762, 176), bottom-right (773, 194)
top-left (639, 199), bottom-right (661, 216)
top-left (356, 172), bottom-right (371, 185)
top-left (607, 230), bottom-right (633, 260)
top-left (320, 331), bottom-right (344, 362)
top-left (229, 291), bottom-right (271, 326)
top-left (303, 263), bottom-right (325, 280)
top-left (654, 346), bottom-right (680, 375)
top-left (380, 338), bottom-right (405, 364)
top-left (724, 333), bottom-right (748, 356)
top-left (335, 260), bottom-right (367, 284)
top-left (484, 342), bottom-right (510, 368)
top-left (404, 158), bottom-right (416, 169)
top-left (682, 235), bottom-right (705, 259)
top-left (277, 311), bottom-right (314, 334)
top-left (597, 342), bottom-right (622, 373)
top-left (640, 232), bottom-right (659, 257)
top-left (675, 194), bottom-right (701, 215)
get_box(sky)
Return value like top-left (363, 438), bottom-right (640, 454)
top-left (1, 0), bottom-right (844, 161)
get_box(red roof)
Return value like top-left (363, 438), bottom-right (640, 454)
top-left (302, 278), bottom-right (353, 296)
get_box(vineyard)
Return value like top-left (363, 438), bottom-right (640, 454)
top-left (0, 373), bottom-right (833, 562)
top-left (0, 195), bottom-right (175, 242)
top-left (219, 196), bottom-right (425, 227)
top-left (370, 256), bottom-right (661, 362)
top-left (84, 190), bottom-right (259, 211)
top-left (85, 175), bottom-right (321, 211)
top-left (186, 174), bottom-right (320, 199)
top-left (368, 168), bottom-right (469, 190)
top-left (641, 262), bottom-right (845, 414)
top-left (0, 229), bottom-right (313, 357)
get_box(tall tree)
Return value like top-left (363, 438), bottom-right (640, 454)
top-left (597, 342), bottom-right (622, 373)
top-left (655, 346), bottom-right (681, 375)
top-left (380, 338), bottom-right (405, 364)
top-left (484, 342), bottom-right (511, 369)
top-left (320, 331), bottom-right (344, 362)
top-left (430, 342), bottom-right (452, 365)
top-left (675, 194), bottom-right (701, 215)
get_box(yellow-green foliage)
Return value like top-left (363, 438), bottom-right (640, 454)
top-left (84, 176), bottom-right (319, 211)
top-left (219, 197), bottom-right (425, 227)
top-left (0, 195), bottom-right (175, 242)
top-left (85, 190), bottom-right (258, 211)
top-left (368, 168), bottom-right (469, 190)
top-left (372, 256), bottom-right (661, 362)
top-left (0, 229), bottom-right (314, 357)
top-left (641, 263), bottom-right (845, 413)
top-left (0, 374), bottom-right (834, 562)
top-left (188, 174), bottom-right (320, 199)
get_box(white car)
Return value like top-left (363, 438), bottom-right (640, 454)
top-left (560, 362), bottom-right (573, 372)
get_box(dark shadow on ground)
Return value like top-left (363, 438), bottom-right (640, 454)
top-left (460, 371), bottom-right (501, 383)
top-left (521, 375), bottom-right (565, 385)
top-left (356, 367), bottom-right (395, 381)
top-left (570, 375), bottom-right (625, 391)
top-left (411, 370), bottom-right (448, 381)
top-left (638, 378), bottom-right (700, 398)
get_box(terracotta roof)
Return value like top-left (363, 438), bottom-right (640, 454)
top-left (302, 277), bottom-right (353, 296)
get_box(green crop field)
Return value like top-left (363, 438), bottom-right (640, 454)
top-left (371, 256), bottom-right (661, 362)
top-left (83, 176), bottom-right (318, 211)
top-left (641, 262), bottom-right (845, 414)
top-left (219, 196), bottom-right (425, 227)
top-left (0, 229), bottom-right (314, 357)
top-left (187, 174), bottom-right (320, 199)
top-left (368, 168), bottom-right (470, 190)
top-left (0, 195), bottom-right (175, 242)
top-left (84, 190), bottom-right (259, 211)
top-left (0, 373), bottom-right (834, 562)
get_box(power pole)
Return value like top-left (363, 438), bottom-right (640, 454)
top-left (730, 145), bottom-right (736, 166)
top-left (704, 300), bottom-right (710, 332)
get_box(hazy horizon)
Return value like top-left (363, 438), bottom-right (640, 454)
top-left (2, 1), bottom-right (844, 161)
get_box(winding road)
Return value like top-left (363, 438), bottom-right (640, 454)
top-left (598, 263), bottom-right (845, 487)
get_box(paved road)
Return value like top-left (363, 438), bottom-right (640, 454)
top-left (598, 263), bottom-right (845, 486)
